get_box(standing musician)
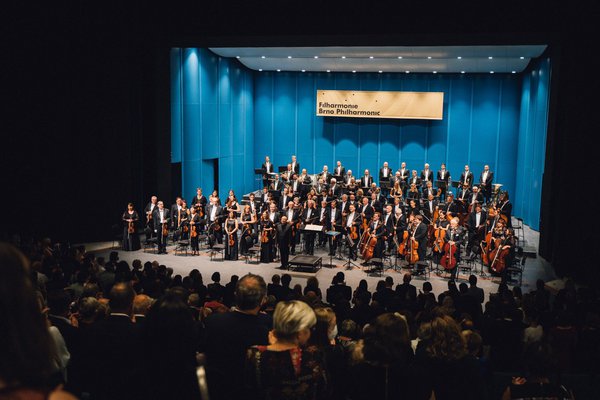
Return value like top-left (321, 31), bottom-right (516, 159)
top-left (329, 178), bottom-right (341, 198)
top-left (170, 197), bottom-right (183, 234)
top-left (282, 164), bottom-right (294, 183)
top-left (407, 199), bottom-right (421, 219)
top-left (262, 156), bottom-right (274, 188)
top-left (361, 169), bottom-right (373, 190)
top-left (379, 161), bottom-right (392, 198)
top-left (153, 201), bottom-right (170, 254)
top-left (345, 203), bottom-right (360, 261)
top-left (284, 201), bottom-right (300, 255)
top-left (318, 165), bottom-right (332, 185)
top-left (393, 206), bottom-right (408, 244)
top-left (189, 206), bottom-right (201, 255)
top-left (345, 170), bottom-right (354, 186)
top-left (317, 200), bottom-right (329, 247)
top-left (441, 193), bottom-right (460, 218)
top-left (276, 215), bottom-right (293, 269)
top-left (495, 191), bottom-right (513, 228)
top-left (420, 163), bottom-right (434, 189)
top-left (271, 173), bottom-right (284, 192)
top-left (224, 211), bottom-right (239, 261)
top-left (398, 162), bottom-right (410, 192)
top-left (457, 183), bottom-right (471, 214)
top-left (268, 202), bottom-right (280, 225)
top-left (479, 165), bottom-right (494, 204)
top-left (431, 211), bottom-right (449, 263)
top-left (334, 161), bottom-right (345, 180)
top-left (240, 205), bottom-right (257, 256)
top-left (290, 175), bottom-right (302, 198)
top-left (359, 196), bottom-right (375, 230)
top-left (445, 217), bottom-right (464, 280)
top-left (191, 188), bottom-right (208, 222)
top-left (459, 165), bottom-right (474, 188)
top-left (339, 193), bottom-right (350, 216)
top-left (382, 204), bottom-right (395, 253)
top-left (365, 212), bottom-right (386, 263)
top-left (177, 200), bottom-right (190, 241)
top-left (290, 155), bottom-right (300, 175)
top-left (390, 180), bottom-right (404, 203)
top-left (298, 169), bottom-right (312, 194)
top-left (261, 187), bottom-right (270, 210)
top-left (487, 218), bottom-right (515, 283)
top-left (328, 199), bottom-right (342, 256)
top-left (411, 215), bottom-right (429, 264)
top-left (422, 181), bottom-right (436, 200)
top-left (302, 199), bottom-right (318, 255)
top-left (206, 197), bottom-right (224, 247)
top-left (423, 194), bottom-right (439, 222)
top-left (408, 170), bottom-right (421, 188)
top-left (369, 191), bottom-right (383, 214)
top-left (279, 187), bottom-right (293, 211)
top-left (469, 186), bottom-right (484, 211)
top-left (467, 202), bottom-right (487, 259)
top-left (314, 177), bottom-right (327, 197)
top-left (226, 192), bottom-right (241, 215)
top-left (122, 202), bottom-right (141, 251)
top-left (437, 163), bottom-right (451, 201)
top-left (259, 211), bottom-right (275, 263)
top-left (392, 196), bottom-right (404, 216)
top-left (247, 192), bottom-right (260, 217)
top-left (144, 196), bottom-right (158, 238)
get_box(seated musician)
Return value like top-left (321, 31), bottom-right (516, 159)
top-left (469, 186), bottom-right (484, 210)
top-left (437, 163), bottom-right (451, 201)
top-left (444, 217), bottom-right (464, 280)
top-left (334, 161), bottom-right (345, 180)
top-left (467, 202), bottom-right (487, 259)
top-left (319, 165), bottom-right (332, 184)
top-left (422, 181), bottom-right (436, 199)
top-left (392, 196), bottom-right (404, 216)
top-left (487, 218), bottom-right (515, 283)
top-left (345, 203), bottom-right (360, 261)
top-left (369, 191), bottom-right (383, 213)
top-left (302, 199), bottom-right (318, 255)
top-left (328, 199), bottom-right (342, 256)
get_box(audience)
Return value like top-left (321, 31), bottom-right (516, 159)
top-left (2, 235), bottom-right (595, 399)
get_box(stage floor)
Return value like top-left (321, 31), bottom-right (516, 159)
top-left (86, 220), bottom-right (557, 301)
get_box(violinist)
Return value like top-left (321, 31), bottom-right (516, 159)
top-left (412, 215), bottom-right (429, 263)
top-left (317, 200), bottom-right (329, 247)
top-left (191, 187), bottom-right (207, 214)
top-left (224, 211), bottom-right (239, 260)
top-left (302, 199), bottom-right (318, 255)
top-left (284, 201), bottom-right (300, 255)
top-left (170, 197), bottom-right (183, 232)
top-left (328, 199), bottom-right (342, 256)
top-left (177, 200), bottom-right (190, 241)
top-left (467, 202), bottom-right (487, 259)
top-left (206, 197), bottom-right (224, 247)
top-left (479, 165), bottom-right (494, 204)
top-left (259, 211), bottom-right (275, 263)
top-left (339, 193), bottom-right (350, 217)
top-left (436, 163), bottom-right (451, 201)
top-left (240, 205), bottom-right (257, 256)
top-left (488, 219), bottom-right (515, 283)
top-left (122, 202), bottom-right (141, 251)
top-left (441, 193), bottom-right (460, 218)
top-left (329, 178), bottom-right (341, 198)
top-left (344, 169), bottom-right (354, 186)
top-left (409, 170), bottom-right (421, 188)
top-left (144, 196), bottom-right (158, 237)
top-left (226, 192), bottom-right (241, 215)
top-left (153, 201), bottom-right (170, 254)
top-left (468, 186), bottom-right (484, 211)
top-left (345, 203), bottom-right (360, 260)
top-left (359, 196), bottom-right (375, 231)
top-left (282, 164), bottom-right (293, 183)
top-left (407, 199), bottom-right (421, 219)
top-left (247, 192), bottom-right (260, 216)
top-left (390, 179), bottom-right (403, 203)
top-left (276, 215), bottom-right (293, 269)
top-left (382, 204), bottom-right (395, 253)
top-left (189, 206), bottom-right (201, 255)
top-left (432, 211), bottom-right (449, 263)
top-left (444, 217), bottom-right (464, 280)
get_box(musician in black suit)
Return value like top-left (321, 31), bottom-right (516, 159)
top-left (359, 197), bottom-right (375, 232)
top-left (422, 181), bottom-right (436, 199)
top-left (318, 165), bottom-right (332, 185)
top-left (420, 163), bottom-right (434, 188)
top-left (437, 163), bottom-right (451, 201)
top-left (441, 193), bottom-right (460, 217)
top-left (496, 191), bottom-right (513, 228)
top-left (408, 170), bottom-right (421, 188)
top-left (282, 201), bottom-right (300, 255)
top-left (457, 183), bottom-right (471, 213)
top-left (410, 215), bottom-right (429, 264)
top-left (459, 165), bottom-right (474, 188)
top-left (302, 199), bottom-right (318, 255)
top-left (368, 212), bottom-right (386, 261)
top-left (153, 201), bottom-right (170, 254)
top-left (279, 187), bottom-right (293, 211)
top-left (479, 165), bottom-right (494, 204)
top-left (379, 161), bottom-right (392, 197)
top-left (290, 155), bottom-right (300, 175)
top-left (317, 199), bottom-right (329, 246)
top-left (344, 170), bottom-right (354, 186)
top-left (206, 198), bottom-right (224, 246)
top-left (170, 197), bottom-right (183, 230)
top-left (394, 207), bottom-right (408, 242)
top-left (333, 161), bottom-right (345, 180)
top-left (382, 204), bottom-right (395, 252)
top-left (422, 194), bottom-right (439, 222)
top-left (369, 192), bottom-right (383, 213)
top-left (398, 162), bottom-right (410, 191)
top-left (328, 199), bottom-right (342, 256)
top-left (445, 217), bottom-right (464, 280)
top-left (329, 178), bottom-right (341, 198)
top-left (262, 156), bottom-right (274, 188)
top-left (469, 186), bottom-right (484, 209)
top-left (361, 169), bottom-right (374, 189)
top-left (144, 195), bottom-right (158, 237)
top-left (290, 174), bottom-right (303, 198)
top-left (344, 203), bottom-right (360, 260)
top-left (276, 216), bottom-right (293, 269)
top-left (271, 174), bottom-right (284, 192)
top-left (467, 202), bottom-right (487, 257)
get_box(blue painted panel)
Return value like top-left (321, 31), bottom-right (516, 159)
top-left (447, 76), bottom-right (472, 176)
top-left (202, 159), bottom-right (215, 195)
top-left (296, 74), bottom-right (314, 166)
top-left (170, 48), bottom-right (182, 163)
top-left (182, 104), bottom-right (201, 161)
top-left (219, 101), bottom-right (232, 157)
top-left (219, 156), bottom-right (234, 201)
top-left (359, 122), bottom-right (379, 177)
top-left (401, 121), bottom-right (427, 171)
top-left (200, 49), bottom-right (218, 103)
top-left (360, 73), bottom-right (381, 91)
top-left (218, 59), bottom-right (231, 105)
top-left (428, 78), bottom-right (450, 168)
top-left (470, 76), bottom-right (500, 170)
top-left (231, 103), bottom-right (245, 156)
top-left (182, 49), bottom-right (200, 104)
top-left (182, 160), bottom-right (202, 203)
top-left (273, 73), bottom-right (296, 157)
top-left (497, 77), bottom-right (520, 202)
top-left (202, 103), bottom-right (219, 159)
top-left (380, 122), bottom-right (401, 169)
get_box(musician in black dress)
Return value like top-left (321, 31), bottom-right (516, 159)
top-left (224, 211), bottom-right (239, 260)
top-left (239, 205), bottom-right (257, 256)
top-left (260, 211), bottom-right (275, 263)
top-left (153, 201), bottom-right (170, 254)
top-left (189, 206), bottom-right (201, 255)
top-left (177, 200), bottom-right (190, 241)
top-left (122, 203), bottom-right (141, 251)
top-left (191, 187), bottom-right (208, 213)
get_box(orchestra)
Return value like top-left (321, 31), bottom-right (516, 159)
top-left (123, 154), bottom-right (520, 285)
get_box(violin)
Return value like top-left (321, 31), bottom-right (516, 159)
top-left (162, 222), bottom-right (169, 237)
top-left (350, 224), bottom-right (359, 240)
top-left (433, 224), bottom-right (447, 254)
top-left (441, 241), bottom-right (458, 270)
top-left (229, 233), bottom-right (235, 247)
top-left (260, 228), bottom-right (269, 243)
top-left (128, 220), bottom-right (135, 234)
top-left (191, 223), bottom-right (197, 238)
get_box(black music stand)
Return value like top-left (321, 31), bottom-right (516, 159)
top-left (255, 168), bottom-right (266, 175)
top-left (323, 231), bottom-right (340, 268)
top-left (278, 166), bottom-right (288, 173)
top-left (342, 235), bottom-right (360, 270)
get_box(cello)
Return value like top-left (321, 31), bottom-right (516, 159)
top-left (489, 230), bottom-right (512, 273)
top-left (361, 230), bottom-right (378, 262)
top-left (440, 241), bottom-right (458, 271)
top-left (406, 235), bottom-right (419, 264)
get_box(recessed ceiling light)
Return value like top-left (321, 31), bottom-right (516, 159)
top-left (433, 71), bottom-right (437, 74)
top-left (490, 71), bottom-right (494, 74)
top-left (301, 69), bottom-right (305, 72)
top-left (352, 70), bottom-right (356, 73)
top-left (326, 70), bottom-right (331, 73)
top-left (405, 71), bottom-right (410, 74)
top-left (488, 56), bottom-right (493, 59)
top-left (461, 71), bottom-right (465, 74)
top-left (341, 56), bottom-right (346, 59)
top-left (261, 56), bottom-right (266, 59)
top-left (397, 56), bottom-right (403, 59)
top-left (512, 71), bottom-right (516, 74)
top-left (259, 69), bottom-right (263, 71)
top-left (236, 56), bottom-right (240, 59)
top-left (314, 56), bottom-right (318, 59)
top-left (288, 56), bottom-right (292, 59)
top-left (457, 56), bottom-right (462, 59)
top-left (427, 56), bottom-right (432, 59)
top-left (277, 69), bottom-right (281, 72)
top-left (369, 56), bottom-right (374, 59)
top-left (378, 70), bottom-right (382, 73)
top-left (520, 56), bottom-right (525, 60)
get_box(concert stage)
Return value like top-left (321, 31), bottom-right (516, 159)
top-left (88, 222), bottom-right (555, 302)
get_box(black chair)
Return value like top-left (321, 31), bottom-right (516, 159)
top-left (507, 247), bottom-right (526, 286)
top-left (245, 244), bottom-right (261, 264)
top-left (209, 244), bottom-right (225, 261)
top-left (175, 240), bottom-right (190, 256)
top-left (144, 237), bottom-right (158, 253)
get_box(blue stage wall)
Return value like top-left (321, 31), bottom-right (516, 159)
top-left (171, 48), bottom-right (550, 230)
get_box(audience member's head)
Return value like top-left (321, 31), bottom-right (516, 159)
top-left (272, 300), bottom-right (317, 345)
top-left (311, 307), bottom-right (337, 347)
top-left (418, 315), bottom-right (467, 361)
top-left (468, 275), bottom-right (477, 286)
top-left (235, 273), bottom-right (267, 312)
top-left (281, 274), bottom-right (292, 288)
top-left (109, 282), bottom-right (135, 315)
top-left (359, 313), bottom-right (411, 366)
top-left (133, 294), bottom-right (153, 316)
top-left (462, 329), bottom-right (482, 357)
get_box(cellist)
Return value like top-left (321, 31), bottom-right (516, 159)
top-left (369, 212), bottom-right (386, 261)
top-left (444, 217), bottom-right (464, 280)
top-left (487, 219), bottom-right (515, 283)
